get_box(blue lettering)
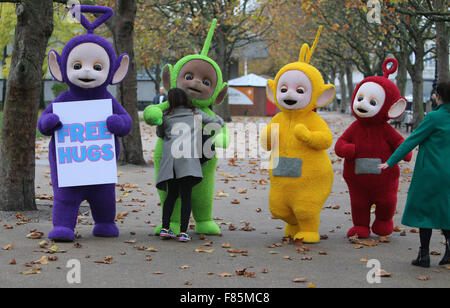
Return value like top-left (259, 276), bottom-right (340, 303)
top-left (72, 146), bottom-right (86, 163)
top-left (102, 144), bottom-right (114, 161)
top-left (85, 122), bottom-right (99, 141)
top-left (57, 125), bottom-right (70, 143)
top-left (70, 124), bottom-right (85, 143)
top-left (87, 145), bottom-right (101, 162)
top-left (58, 147), bottom-right (72, 164)
top-left (98, 121), bottom-right (112, 140)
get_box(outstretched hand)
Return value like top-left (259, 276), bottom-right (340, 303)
top-left (378, 163), bottom-right (390, 170)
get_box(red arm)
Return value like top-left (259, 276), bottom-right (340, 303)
top-left (335, 122), bottom-right (358, 160)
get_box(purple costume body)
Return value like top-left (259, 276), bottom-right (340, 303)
top-left (38, 5), bottom-right (132, 242)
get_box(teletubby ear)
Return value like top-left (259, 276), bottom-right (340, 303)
top-left (388, 98), bottom-right (407, 119)
top-left (317, 85), bottom-right (336, 108)
top-left (162, 64), bottom-right (172, 91)
top-left (48, 50), bottom-right (63, 82)
top-left (112, 54), bottom-right (130, 85)
top-left (266, 79), bottom-right (275, 104)
top-left (215, 84), bottom-right (228, 105)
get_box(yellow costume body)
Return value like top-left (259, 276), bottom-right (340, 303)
top-left (261, 27), bottom-right (335, 243)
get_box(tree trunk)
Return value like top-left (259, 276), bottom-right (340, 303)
top-left (408, 41), bottom-right (425, 130)
top-left (339, 69), bottom-right (348, 114)
top-left (345, 63), bottom-right (354, 103)
top-left (434, 0), bottom-right (449, 83)
top-left (396, 47), bottom-right (409, 97)
top-left (213, 27), bottom-right (232, 122)
top-left (0, 1), bottom-right (54, 211)
top-left (110, 0), bottom-right (145, 165)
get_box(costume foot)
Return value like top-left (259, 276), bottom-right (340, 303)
top-left (48, 227), bottom-right (75, 242)
top-left (93, 223), bottom-right (119, 238)
top-left (412, 249), bottom-right (430, 268)
top-left (372, 219), bottom-right (394, 236)
top-left (285, 224), bottom-right (301, 238)
top-left (154, 222), bottom-right (180, 236)
top-left (439, 241), bottom-right (449, 266)
top-left (347, 226), bottom-right (370, 238)
top-left (195, 220), bottom-right (221, 235)
top-left (294, 232), bottom-right (320, 244)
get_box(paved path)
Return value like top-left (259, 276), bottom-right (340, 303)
top-left (1, 113), bottom-right (449, 288)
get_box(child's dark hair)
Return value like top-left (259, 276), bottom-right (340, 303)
top-left (436, 81), bottom-right (450, 104)
top-left (166, 88), bottom-right (195, 114)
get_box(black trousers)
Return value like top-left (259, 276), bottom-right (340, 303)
top-left (419, 229), bottom-right (450, 251)
top-left (162, 177), bottom-right (196, 233)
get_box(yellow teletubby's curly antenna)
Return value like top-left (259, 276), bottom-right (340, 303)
top-left (299, 26), bottom-right (323, 64)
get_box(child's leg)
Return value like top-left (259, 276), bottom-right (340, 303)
top-left (439, 230), bottom-right (450, 265)
top-left (412, 228), bottom-right (432, 268)
top-left (162, 180), bottom-right (180, 230)
top-left (179, 178), bottom-right (194, 233)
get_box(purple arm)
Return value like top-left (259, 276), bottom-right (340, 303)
top-left (38, 100), bottom-right (64, 137)
top-left (107, 98), bottom-right (132, 137)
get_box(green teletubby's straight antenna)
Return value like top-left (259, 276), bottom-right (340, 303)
top-left (201, 18), bottom-right (217, 57)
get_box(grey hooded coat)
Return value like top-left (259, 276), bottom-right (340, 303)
top-left (156, 107), bottom-right (225, 191)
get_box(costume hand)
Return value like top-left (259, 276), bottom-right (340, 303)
top-left (40, 113), bottom-right (62, 135)
top-left (143, 106), bottom-right (163, 126)
top-left (294, 124), bottom-right (312, 143)
top-left (106, 114), bottom-right (126, 135)
top-left (341, 144), bottom-right (356, 160)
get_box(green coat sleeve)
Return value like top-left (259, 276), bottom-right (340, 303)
top-left (386, 113), bottom-right (436, 167)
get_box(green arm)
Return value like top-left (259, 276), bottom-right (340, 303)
top-left (214, 125), bottom-right (230, 149)
top-left (143, 101), bottom-right (170, 126)
top-left (386, 113), bottom-right (436, 167)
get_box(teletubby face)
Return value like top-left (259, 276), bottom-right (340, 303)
top-left (352, 82), bottom-right (386, 118)
top-left (176, 60), bottom-right (218, 101)
top-left (66, 43), bottom-right (111, 89)
top-left (276, 70), bottom-right (313, 110)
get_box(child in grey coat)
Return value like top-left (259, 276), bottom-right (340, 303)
top-left (156, 88), bottom-right (225, 242)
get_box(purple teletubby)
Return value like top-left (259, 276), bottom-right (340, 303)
top-left (38, 5), bottom-right (132, 242)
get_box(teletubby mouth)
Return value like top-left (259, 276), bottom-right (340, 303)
top-left (284, 100), bottom-right (298, 106)
top-left (79, 78), bottom-right (96, 83)
top-left (357, 108), bottom-right (368, 114)
top-left (188, 87), bottom-right (202, 94)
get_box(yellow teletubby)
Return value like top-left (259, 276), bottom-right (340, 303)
top-left (260, 27), bottom-right (335, 243)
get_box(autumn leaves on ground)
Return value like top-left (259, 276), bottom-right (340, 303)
top-left (1, 113), bottom-right (449, 288)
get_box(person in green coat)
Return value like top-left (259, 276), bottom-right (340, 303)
top-left (379, 82), bottom-right (450, 268)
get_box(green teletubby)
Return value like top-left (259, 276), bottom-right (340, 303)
top-left (143, 19), bottom-right (230, 235)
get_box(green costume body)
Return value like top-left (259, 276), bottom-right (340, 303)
top-left (387, 104), bottom-right (450, 230)
top-left (143, 20), bottom-right (230, 235)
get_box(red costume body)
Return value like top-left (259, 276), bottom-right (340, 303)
top-left (335, 59), bottom-right (413, 238)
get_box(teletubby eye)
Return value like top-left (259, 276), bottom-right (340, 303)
top-left (297, 88), bottom-right (305, 94)
top-left (280, 87), bottom-right (288, 93)
top-left (203, 79), bottom-right (211, 87)
top-left (185, 73), bottom-right (194, 81)
top-left (93, 64), bottom-right (103, 71)
top-left (358, 96), bottom-right (364, 102)
top-left (73, 62), bottom-right (82, 70)
top-left (370, 99), bottom-right (377, 106)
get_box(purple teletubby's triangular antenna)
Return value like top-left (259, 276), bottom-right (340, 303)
top-left (71, 5), bottom-right (114, 34)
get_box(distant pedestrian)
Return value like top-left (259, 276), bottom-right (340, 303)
top-left (153, 87), bottom-right (168, 105)
top-left (379, 81), bottom-right (450, 268)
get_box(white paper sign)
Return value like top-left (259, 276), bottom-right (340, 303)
top-left (53, 99), bottom-right (117, 188)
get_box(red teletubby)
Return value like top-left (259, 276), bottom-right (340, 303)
top-left (335, 58), bottom-right (413, 238)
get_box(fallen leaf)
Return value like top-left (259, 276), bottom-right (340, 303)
top-left (417, 275), bottom-right (431, 281)
top-left (194, 247), bottom-right (214, 253)
top-left (218, 272), bottom-right (232, 278)
top-left (377, 269), bottom-right (392, 278)
top-left (292, 278), bottom-right (308, 283)
top-left (3, 244), bottom-right (14, 251)
top-left (179, 265), bottom-right (190, 269)
top-left (26, 231), bottom-right (44, 240)
top-left (9, 259), bottom-right (16, 265)
top-left (221, 242), bottom-right (231, 248)
top-left (21, 266), bottom-right (41, 275)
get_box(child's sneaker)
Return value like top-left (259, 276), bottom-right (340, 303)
top-left (160, 228), bottom-right (177, 240)
top-left (178, 232), bottom-right (191, 242)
